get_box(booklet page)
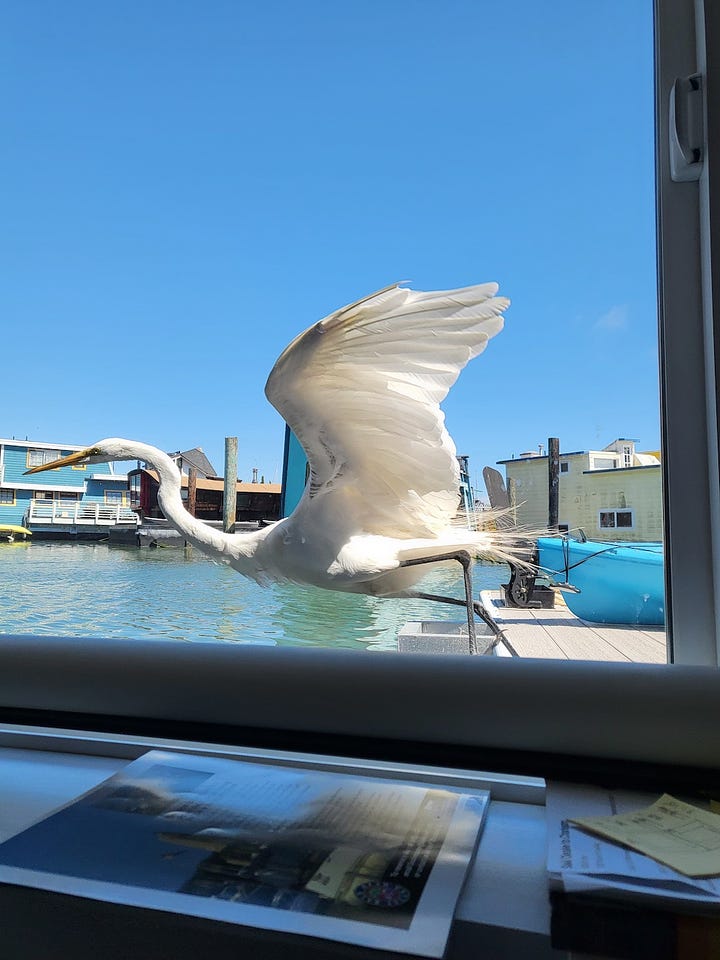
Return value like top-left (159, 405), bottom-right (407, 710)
top-left (0, 750), bottom-right (490, 957)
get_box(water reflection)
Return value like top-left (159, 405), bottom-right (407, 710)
top-left (0, 542), bottom-right (509, 650)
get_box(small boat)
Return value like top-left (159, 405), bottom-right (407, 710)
top-left (536, 535), bottom-right (664, 625)
top-left (0, 524), bottom-right (32, 543)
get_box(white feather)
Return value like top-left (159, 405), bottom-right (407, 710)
top-left (265, 282), bottom-right (508, 541)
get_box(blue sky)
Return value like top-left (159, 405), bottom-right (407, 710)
top-left (2, 1), bottom-right (657, 494)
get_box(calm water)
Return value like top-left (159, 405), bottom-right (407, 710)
top-left (0, 542), bottom-right (509, 651)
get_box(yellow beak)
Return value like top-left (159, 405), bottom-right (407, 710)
top-left (24, 448), bottom-right (95, 475)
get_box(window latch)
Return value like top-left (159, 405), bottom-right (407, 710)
top-left (669, 73), bottom-right (704, 182)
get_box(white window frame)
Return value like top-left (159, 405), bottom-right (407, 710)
top-left (26, 449), bottom-right (61, 468)
top-left (590, 455), bottom-right (618, 471)
top-left (0, 0), bottom-right (718, 778)
top-left (599, 508), bottom-right (635, 530)
top-left (657, 0), bottom-right (720, 665)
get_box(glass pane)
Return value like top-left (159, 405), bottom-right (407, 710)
top-left (1, 2), bottom-right (664, 661)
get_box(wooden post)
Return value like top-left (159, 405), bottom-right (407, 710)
top-left (548, 437), bottom-right (560, 530)
top-left (182, 467), bottom-right (198, 555)
top-left (187, 467), bottom-right (197, 517)
top-left (224, 437), bottom-right (238, 534)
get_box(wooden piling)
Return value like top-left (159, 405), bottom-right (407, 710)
top-left (548, 437), bottom-right (560, 530)
top-left (187, 468), bottom-right (197, 517)
top-left (224, 437), bottom-right (238, 534)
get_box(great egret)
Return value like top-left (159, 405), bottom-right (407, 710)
top-left (27, 282), bottom-right (515, 651)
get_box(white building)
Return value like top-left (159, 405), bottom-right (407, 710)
top-left (497, 439), bottom-right (662, 541)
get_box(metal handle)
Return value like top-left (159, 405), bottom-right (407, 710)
top-left (669, 73), bottom-right (703, 182)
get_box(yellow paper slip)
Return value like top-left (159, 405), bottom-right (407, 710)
top-left (570, 794), bottom-right (720, 878)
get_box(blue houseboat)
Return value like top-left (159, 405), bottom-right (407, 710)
top-left (0, 438), bottom-right (139, 539)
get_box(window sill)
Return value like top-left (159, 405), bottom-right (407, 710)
top-left (0, 733), bottom-right (557, 959)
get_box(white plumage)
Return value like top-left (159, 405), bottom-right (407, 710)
top-left (27, 282), bottom-right (511, 633)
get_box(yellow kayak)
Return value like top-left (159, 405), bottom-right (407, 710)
top-left (0, 525), bottom-right (32, 542)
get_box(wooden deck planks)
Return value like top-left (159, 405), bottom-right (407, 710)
top-left (577, 621), bottom-right (667, 663)
top-left (480, 590), bottom-right (667, 663)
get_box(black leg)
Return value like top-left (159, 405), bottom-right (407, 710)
top-left (402, 590), bottom-right (517, 656)
top-left (398, 551), bottom-right (478, 653)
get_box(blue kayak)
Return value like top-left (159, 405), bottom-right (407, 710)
top-left (536, 537), bottom-right (665, 625)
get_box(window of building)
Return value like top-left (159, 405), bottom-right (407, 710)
top-left (33, 491), bottom-right (80, 502)
top-left (599, 509), bottom-right (634, 529)
top-left (104, 490), bottom-right (127, 505)
top-left (26, 449), bottom-right (61, 468)
top-left (0, 489), bottom-right (15, 505)
top-left (560, 462), bottom-right (569, 474)
top-left (128, 473), bottom-right (141, 508)
top-left (591, 457), bottom-right (617, 471)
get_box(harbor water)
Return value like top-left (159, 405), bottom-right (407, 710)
top-left (1, 542), bottom-right (510, 652)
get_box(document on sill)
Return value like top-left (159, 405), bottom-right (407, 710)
top-left (546, 782), bottom-right (720, 905)
top-left (0, 749), bottom-right (490, 958)
top-left (571, 794), bottom-right (720, 878)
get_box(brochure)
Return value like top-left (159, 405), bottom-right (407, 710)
top-left (0, 750), bottom-right (489, 957)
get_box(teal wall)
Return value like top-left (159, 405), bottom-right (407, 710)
top-left (0, 489), bottom-right (30, 526)
top-left (2, 445), bottom-right (117, 487)
top-left (280, 427), bottom-right (308, 518)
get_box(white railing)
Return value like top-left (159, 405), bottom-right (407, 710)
top-left (26, 499), bottom-right (140, 527)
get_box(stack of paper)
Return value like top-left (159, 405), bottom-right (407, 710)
top-left (546, 782), bottom-right (720, 909)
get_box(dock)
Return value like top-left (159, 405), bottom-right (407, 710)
top-left (479, 589), bottom-right (667, 664)
top-left (24, 499), bottom-right (140, 541)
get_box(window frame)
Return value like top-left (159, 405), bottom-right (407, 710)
top-left (26, 449), bottom-right (61, 468)
top-left (656, 0), bottom-right (720, 665)
top-left (0, 488), bottom-right (15, 506)
top-left (0, 0), bottom-right (718, 780)
top-left (599, 508), bottom-right (634, 530)
top-left (590, 455), bottom-right (618, 471)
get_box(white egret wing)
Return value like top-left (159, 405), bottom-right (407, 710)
top-left (265, 283), bottom-right (508, 537)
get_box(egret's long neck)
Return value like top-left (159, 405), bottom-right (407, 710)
top-left (137, 443), bottom-right (248, 560)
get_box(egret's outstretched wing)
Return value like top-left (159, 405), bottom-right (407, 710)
top-left (266, 283), bottom-right (508, 537)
